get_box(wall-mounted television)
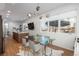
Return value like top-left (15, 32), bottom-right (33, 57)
top-left (28, 22), bottom-right (34, 30)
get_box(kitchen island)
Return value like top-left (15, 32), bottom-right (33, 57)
top-left (13, 32), bottom-right (29, 43)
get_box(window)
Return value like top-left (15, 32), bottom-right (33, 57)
top-left (60, 17), bottom-right (76, 33)
top-left (40, 17), bottom-right (76, 33)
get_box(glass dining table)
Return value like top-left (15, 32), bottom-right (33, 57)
top-left (16, 35), bottom-right (55, 56)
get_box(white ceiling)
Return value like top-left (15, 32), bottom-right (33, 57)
top-left (0, 3), bottom-right (67, 22)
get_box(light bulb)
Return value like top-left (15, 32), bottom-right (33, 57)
top-left (8, 10), bottom-right (11, 13)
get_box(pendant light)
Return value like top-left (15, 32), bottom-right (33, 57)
top-left (36, 3), bottom-right (40, 11)
top-left (27, 3), bottom-right (40, 19)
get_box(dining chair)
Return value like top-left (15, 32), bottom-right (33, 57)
top-left (22, 38), bottom-right (29, 48)
top-left (29, 40), bottom-right (42, 56)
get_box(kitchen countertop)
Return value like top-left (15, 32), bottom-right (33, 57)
top-left (13, 31), bottom-right (28, 34)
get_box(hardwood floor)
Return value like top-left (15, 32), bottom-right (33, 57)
top-left (2, 37), bottom-right (74, 56)
top-left (3, 37), bottom-right (21, 56)
top-left (48, 44), bottom-right (74, 56)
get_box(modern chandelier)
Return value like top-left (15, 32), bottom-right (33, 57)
top-left (27, 3), bottom-right (40, 18)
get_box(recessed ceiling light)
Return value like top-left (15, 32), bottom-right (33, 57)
top-left (27, 13), bottom-right (32, 17)
top-left (8, 10), bottom-right (11, 13)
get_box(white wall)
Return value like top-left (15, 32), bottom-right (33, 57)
top-left (24, 4), bottom-right (79, 51)
top-left (76, 8), bottom-right (79, 37)
top-left (3, 21), bottom-right (22, 37)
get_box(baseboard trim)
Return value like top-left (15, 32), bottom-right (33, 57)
top-left (48, 43), bottom-right (73, 52)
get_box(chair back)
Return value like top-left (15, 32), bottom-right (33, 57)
top-left (29, 40), bottom-right (35, 50)
top-left (40, 36), bottom-right (49, 45)
top-left (22, 38), bottom-right (26, 45)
